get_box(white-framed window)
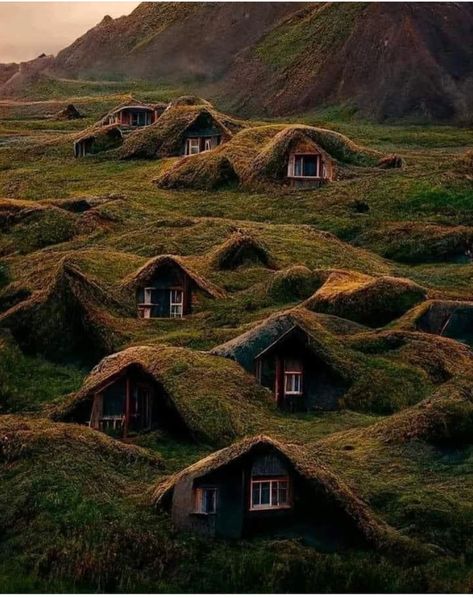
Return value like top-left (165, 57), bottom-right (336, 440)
top-left (250, 477), bottom-right (290, 510)
top-left (170, 289), bottom-right (184, 318)
top-left (284, 359), bottom-right (303, 396)
top-left (144, 287), bottom-right (155, 305)
top-left (292, 154), bottom-right (320, 178)
top-left (204, 138), bottom-right (212, 151)
top-left (194, 487), bottom-right (217, 514)
top-left (185, 138), bottom-right (201, 155)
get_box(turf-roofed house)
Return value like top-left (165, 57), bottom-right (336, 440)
top-left (152, 434), bottom-right (407, 548)
top-left (211, 310), bottom-right (348, 411)
top-left (57, 345), bottom-right (272, 443)
top-left (123, 255), bottom-right (225, 318)
top-left (100, 100), bottom-right (166, 128)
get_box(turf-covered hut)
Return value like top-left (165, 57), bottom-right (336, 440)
top-left (124, 255), bottom-right (224, 318)
top-left (55, 345), bottom-right (273, 444)
top-left (119, 104), bottom-right (238, 160)
top-left (211, 310), bottom-right (349, 411)
top-left (394, 299), bottom-right (473, 347)
top-left (73, 125), bottom-right (123, 157)
top-left (102, 101), bottom-right (166, 128)
top-left (153, 434), bottom-right (401, 547)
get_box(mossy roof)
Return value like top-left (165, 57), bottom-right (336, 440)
top-left (303, 270), bottom-right (427, 327)
top-left (55, 344), bottom-right (274, 446)
top-left (155, 123), bottom-right (392, 190)
top-left (119, 104), bottom-right (243, 160)
top-left (122, 254), bottom-right (226, 298)
top-left (152, 434), bottom-right (431, 556)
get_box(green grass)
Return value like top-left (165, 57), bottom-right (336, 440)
top-left (0, 91), bottom-right (473, 592)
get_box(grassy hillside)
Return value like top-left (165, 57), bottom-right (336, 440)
top-left (0, 88), bottom-right (472, 592)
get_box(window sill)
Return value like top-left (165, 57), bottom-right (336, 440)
top-left (190, 511), bottom-right (216, 517)
top-left (249, 505), bottom-right (292, 512)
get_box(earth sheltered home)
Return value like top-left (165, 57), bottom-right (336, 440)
top-left (123, 255), bottom-right (225, 319)
top-left (54, 345), bottom-right (274, 444)
top-left (152, 434), bottom-right (411, 549)
top-left (393, 299), bottom-right (473, 347)
top-left (101, 101), bottom-right (166, 128)
top-left (155, 123), bottom-right (397, 191)
top-left (211, 310), bottom-right (350, 411)
top-left (73, 124), bottom-right (123, 157)
top-left (119, 102), bottom-right (240, 160)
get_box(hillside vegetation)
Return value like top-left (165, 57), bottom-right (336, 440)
top-left (0, 84), bottom-right (472, 593)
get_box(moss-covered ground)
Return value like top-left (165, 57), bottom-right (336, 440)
top-left (0, 86), bottom-right (472, 592)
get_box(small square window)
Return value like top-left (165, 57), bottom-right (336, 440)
top-left (195, 487), bottom-right (217, 514)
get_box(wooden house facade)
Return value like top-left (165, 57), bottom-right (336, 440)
top-left (182, 111), bottom-right (226, 156)
top-left (286, 137), bottom-right (334, 188)
top-left (154, 436), bottom-right (368, 546)
top-left (126, 255), bottom-right (224, 319)
top-left (77, 364), bottom-right (185, 438)
top-left (105, 104), bottom-right (162, 128)
top-left (211, 314), bottom-right (347, 412)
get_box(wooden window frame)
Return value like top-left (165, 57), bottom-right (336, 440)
top-left (185, 138), bottom-right (201, 156)
top-left (249, 476), bottom-right (291, 511)
top-left (193, 487), bottom-right (218, 515)
top-left (169, 288), bottom-right (184, 318)
top-left (290, 154), bottom-right (321, 179)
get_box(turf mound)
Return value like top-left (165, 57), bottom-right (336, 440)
top-left (304, 270), bottom-right (427, 327)
top-left (167, 95), bottom-right (212, 108)
top-left (0, 198), bottom-right (77, 255)
top-left (0, 259), bottom-right (124, 362)
top-left (55, 104), bottom-right (83, 120)
top-left (348, 329), bottom-right (473, 385)
top-left (266, 265), bottom-right (318, 303)
top-left (156, 152), bottom-right (239, 190)
top-left (0, 414), bottom-right (167, 592)
top-left (73, 125), bottom-right (123, 157)
top-left (210, 231), bottom-right (277, 270)
top-left (247, 125), bottom-right (382, 183)
top-left (122, 254), bottom-right (225, 300)
top-left (367, 379), bottom-right (473, 445)
top-left (55, 344), bottom-right (274, 446)
top-left (355, 222), bottom-right (473, 263)
top-left (153, 434), bottom-right (422, 555)
top-left (393, 300), bottom-right (473, 347)
top-left (119, 104), bottom-right (242, 160)
top-left (154, 124), bottom-right (389, 191)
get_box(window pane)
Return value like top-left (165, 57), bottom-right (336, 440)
top-left (278, 483), bottom-right (288, 505)
top-left (260, 482), bottom-right (270, 505)
top-left (303, 156), bottom-right (318, 177)
top-left (252, 482), bottom-right (260, 506)
top-left (271, 482), bottom-right (278, 506)
top-left (294, 157), bottom-right (303, 177)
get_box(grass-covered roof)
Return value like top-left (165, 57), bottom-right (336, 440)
top-left (154, 124), bottom-right (397, 191)
top-left (55, 344), bottom-right (274, 445)
top-left (152, 433), bottom-right (432, 557)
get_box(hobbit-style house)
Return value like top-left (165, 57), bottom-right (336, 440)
top-left (55, 345), bottom-right (274, 444)
top-left (124, 255), bottom-right (224, 319)
top-left (182, 110), bottom-right (226, 155)
top-left (73, 125), bottom-right (123, 157)
top-left (211, 311), bottom-right (348, 411)
top-left (103, 103), bottom-right (165, 128)
top-left (153, 435), bottom-right (398, 547)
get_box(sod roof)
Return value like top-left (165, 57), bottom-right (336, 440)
top-left (154, 124), bottom-right (392, 191)
top-left (209, 230), bottom-right (277, 270)
top-left (303, 270), bottom-right (427, 327)
top-left (74, 123), bottom-right (123, 146)
top-left (0, 258), bottom-right (124, 362)
top-left (122, 254), bottom-right (225, 298)
top-left (55, 344), bottom-right (274, 445)
top-left (119, 104), bottom-right (243, 160)
top-left (392, 299), bottom-right (473, 347)
top-left (152, 434), bottom-right (430, 556)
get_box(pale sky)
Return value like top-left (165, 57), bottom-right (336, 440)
top-left (0, 2), bottom-right (140, 63)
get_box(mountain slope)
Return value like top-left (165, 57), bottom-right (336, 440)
top-left (218, 2), bottom-right (473, 120)
top-left (1, 2), bottom-right (472, 122)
